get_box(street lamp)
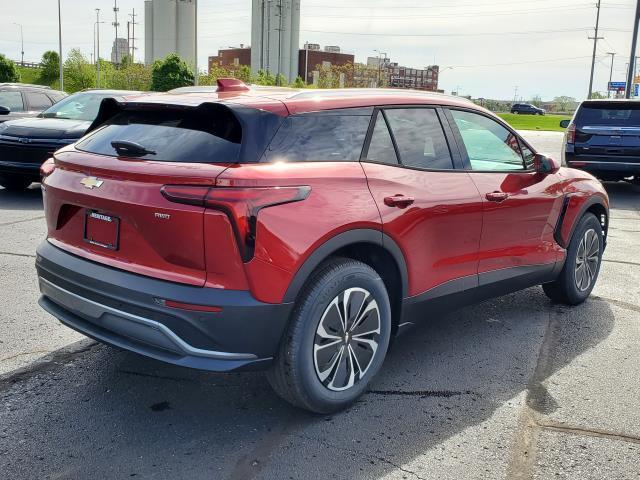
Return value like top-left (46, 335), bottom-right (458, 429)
top-left (374, 49), bottom-right (387, 87)
top-left (12, 23), bottom-right (24, 66)
top-left (94, 9), bottom-right (104, 88)
top-left (58, 0), bottom-right (63, 91)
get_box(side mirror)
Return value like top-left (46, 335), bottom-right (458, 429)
top-left (0, 106), bottom-right (10, 115)
top-left (559, 119), bottom-right (570, 128)
top-left (534, 154), bottom-right (561, 174)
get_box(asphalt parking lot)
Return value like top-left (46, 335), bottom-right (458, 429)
top-left (0, 131), bottom-right (639, 479)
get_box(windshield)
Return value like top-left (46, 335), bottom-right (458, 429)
top-left (577, 103), bottom-right (640, 127)
top-left (41, 92), bottom-right (117, 121)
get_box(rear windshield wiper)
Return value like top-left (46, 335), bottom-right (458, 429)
top-left (110, 140), bottom-right (156, 156)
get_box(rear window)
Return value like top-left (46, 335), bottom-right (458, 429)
top-left (265, 112), bottom-right (371, 162)
top-left (576, 103), bottom-right (640, 127)
top-left (76, 105), bottom-right (242, 163)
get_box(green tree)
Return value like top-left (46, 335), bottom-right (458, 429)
top-left (39, 50), bottom-right (60, 83)
top-left (530, 94), bottom-right (542, 107)
top-left (0, 54), bottom-right (19, 82)
top-left (198, 64), bottom-right (231, 86)
top-left (151, 53), bottom-right (194, 91)
top-left (292, 75), bottom-right (306, 88)
top-left (108, 61), bottom-right (152, 91)
top-left (275, 73), bottom-right (287, 87)
top-left (235, 65), bottom-right (252, 83)
top-left (253, 69), bottom-right (276, 86)
top-left (63, 49), bottom-right (95, 92)
top-left (552, 95), bottom-right (578, 113)
top-left (590, 91), bottom-right (607, 99)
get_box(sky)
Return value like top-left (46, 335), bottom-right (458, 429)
top-left (0, 0), bottom-right (636, 100)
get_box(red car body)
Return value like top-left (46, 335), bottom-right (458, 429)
top-left (36, 82), bottom-right (609, 375)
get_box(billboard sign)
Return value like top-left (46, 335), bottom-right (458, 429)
top-left (608, 81), bottom-right (626, 91)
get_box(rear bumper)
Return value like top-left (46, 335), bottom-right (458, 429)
top-left (565, 154), bottom-right (640, 175)
top-left (0, 160), bottom-right (41, 179)
top-left (36, 241), bottom-right (293, 372)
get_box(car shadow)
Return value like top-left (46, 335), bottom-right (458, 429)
top-left (602, 180), bottom-right (640, 213)
top-left (0, 287), bottom-right (615, 479)
top-left (0, 183), bottom-right (43, 211)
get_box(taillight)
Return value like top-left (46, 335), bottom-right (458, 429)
top-left (40, 158), bottom-right (56, 180)
top-left (161, 185), bottom-right (311, 260)
top-left (566, 123), bottom-right (576, 145)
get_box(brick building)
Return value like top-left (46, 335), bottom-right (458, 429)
top-left (387, 63), bottom-right (439, 91)
top-left (208, 46), bottom-right (251, 71)
top-left (298, 45), bottom-right (355, 84)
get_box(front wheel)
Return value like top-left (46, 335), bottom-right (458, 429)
top-left (267, 258), bottom-right (392, 413)
top-left (543, 213), bottom-right (603, 305)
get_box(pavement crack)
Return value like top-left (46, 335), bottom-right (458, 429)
top-left (116, 369), bottom-right (202, 384)
top-left (0, 350), bottom-right (52, 363)
top-left (536, 420), bottom-right (640, 445)
top-left (0, 251), bottom-right (37, 259)
top-left (297, 433), bottom-right (428, 480)
top-left (602, 258), bottom-right (640, 267)
top-left (0, 215), bottom-right (44, 227)
top-left (367, 389), bottom-right (474, 398)
top-left (591, 295), bottom-right (640, 313)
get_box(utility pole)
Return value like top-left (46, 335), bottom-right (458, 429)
top-left (129, 8), bottom-right (137, 62)
top-left (513, 85), bottom-right (518, 103)
top-left (95, 9), bottom-right (101, 87)
top-left (13, 23), bottom-right (24, 66)
top-left (626, 0), bottom-right (640, 98)
top-left (588, 0), bottom-right (603, 99)
top-left (58, 0), bottom-right (63, 90)
top-left (113, 0), bottom-right (120, 64)
top-left (607, 52), bottom-right (616, 98)
top-left (194, 0), bottom-right (198, 85)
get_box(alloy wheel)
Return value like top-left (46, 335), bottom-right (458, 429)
top-left (313, 288), bottom-right (381, 392)
top-left (574, 228), bottom-right (600, 292)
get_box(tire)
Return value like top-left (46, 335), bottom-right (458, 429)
top-left (543, 213), bottom-right (603, 305)
top-left (0, 175), bottom-right (32, 191)
top-left (267, 258), bottom-right (392, 413)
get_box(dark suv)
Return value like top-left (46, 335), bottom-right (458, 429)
top-left (36, 80), bottom-right (608, 413)
top-left (561, 99), bottom-right (640, 182)
top-left (0, 83), bottom-right (66, 123)
top-left (511, 103), bottom-right (545, 115)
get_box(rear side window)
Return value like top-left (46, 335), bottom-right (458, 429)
top-left (364, 111), bottom-right (398, 165)
top-left (384, 108), bottom-right (453, 170)
top-left (0, 91), bottom-right (24, 112)
top-left (576, 103), bottom-right (640, 127)
top-left (265, 113), bottom-right (370, 162)
top-left (76, 105), bottom-right (242, 163)
top-left (26, 92), bottom-right (53, 110)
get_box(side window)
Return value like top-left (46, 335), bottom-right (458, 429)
top-left (26, 92), bottom-right (53, 111)
top-left (363, 111), bottom-right (398, 165)
top-left (384, 108), bottom-right (453, 170)
top-left (450, 109), bottom-right (525, 171)
top-left (266, 112), bottom-right (370, 162)
top-left (0, 91), bottom-right (24, 112)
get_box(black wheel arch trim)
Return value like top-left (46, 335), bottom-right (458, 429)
top-left (555, 195), bottom-right (608, 249)
top-left (282, 229), bottom-right (409, 304)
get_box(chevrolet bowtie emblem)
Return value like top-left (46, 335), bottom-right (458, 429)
top-left (80, 177), bottom-right (104, 189)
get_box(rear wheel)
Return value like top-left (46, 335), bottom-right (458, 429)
top-left (267, 258), bottom-right (391, 413)
top-left (0, 175), bottom-right (32, 191)
top-left (543, 213), bottom-right (603, 305)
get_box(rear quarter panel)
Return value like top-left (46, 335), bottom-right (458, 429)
top-left (217, 162), bottom-right (381, 304)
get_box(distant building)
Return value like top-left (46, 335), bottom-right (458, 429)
top-left (299, 43), bottom-right (354, 84)
top-left (144, 0), bottom-right (196, 67)
top-left (251, 0), bottom-right (300, 82)
top-left (111, 38), bottom-right (129, 64)
top-left (386, 62), bottom-right (439, 91)
top-left (208, 45), bottom-right (251, 71)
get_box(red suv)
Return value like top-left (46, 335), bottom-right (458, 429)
top-left (36, 80), bottom-right (609, 413)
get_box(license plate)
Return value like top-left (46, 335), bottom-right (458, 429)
top-left (84, 210), bottom-right (119, 250)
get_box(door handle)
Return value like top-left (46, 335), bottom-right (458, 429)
top-left (485, 191), bottom-right (509, 203)
top-left (384, 194), bottom-right (415, 209)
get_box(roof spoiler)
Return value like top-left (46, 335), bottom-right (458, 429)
top-left (216, 78), bottom-right (250, 92)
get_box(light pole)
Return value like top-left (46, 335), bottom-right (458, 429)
top-left (12, 23), bottom-right (24, 66)
top-left (374, 50), bottom-right (387, 87)
top-left (58, 0), bottom-right (63, 90)
top-left (194, 0), bottom-right (198, 85)
top-left (304, 41), bottom-right (309, 85)
top-left (626, 0), bottom-right (640, 98)
top-left (606, 52), bottom-right (616, 98)
top-left (95, 9), bottom-right (103, 88)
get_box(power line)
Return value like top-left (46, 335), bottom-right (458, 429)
top-left (299, 27), bottom-right (593, 37)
